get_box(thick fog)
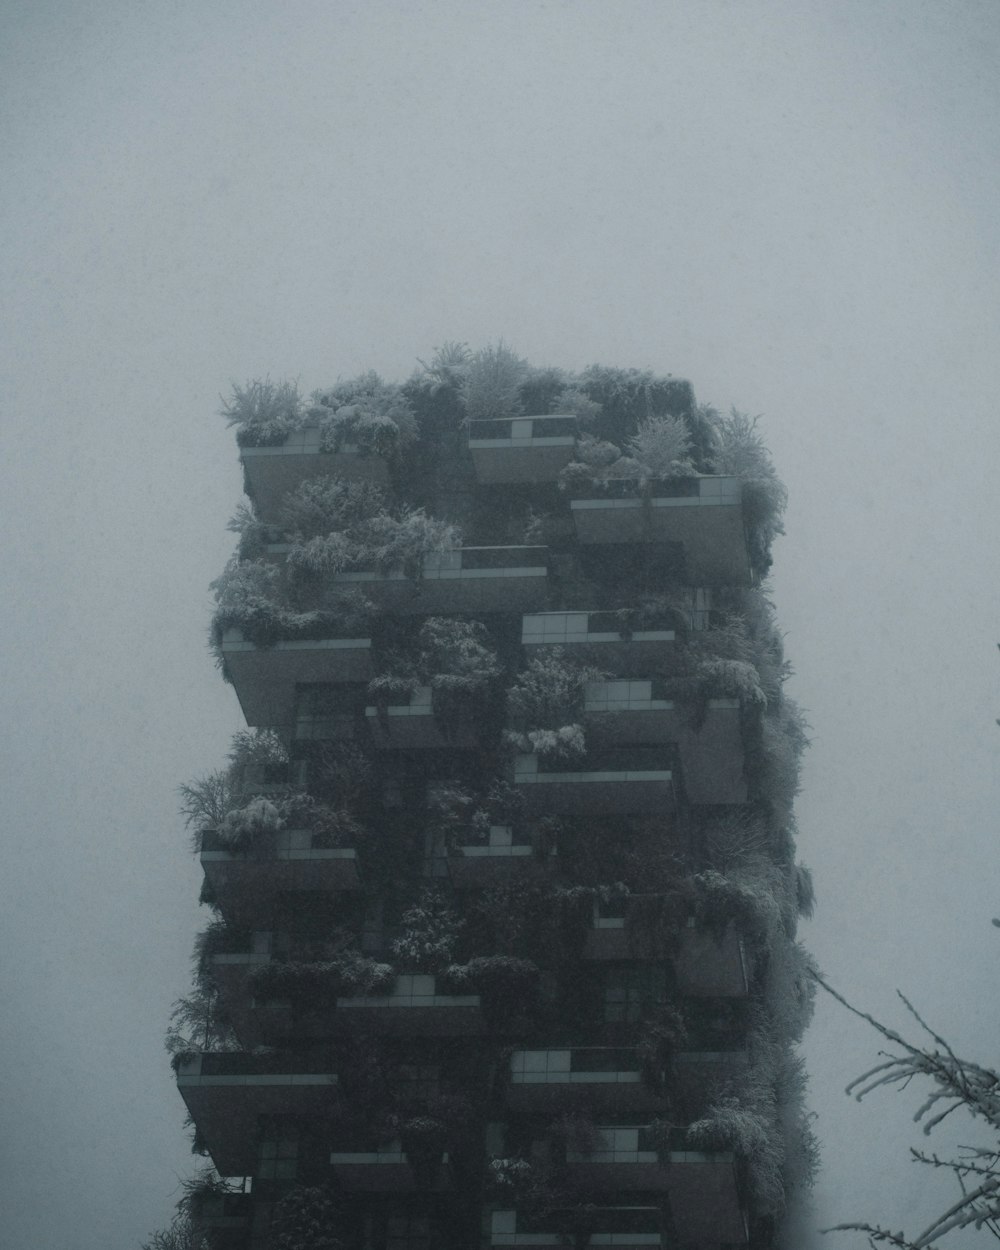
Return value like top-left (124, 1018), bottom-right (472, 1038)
top-left (2, 3), bottom-right (998, 1248)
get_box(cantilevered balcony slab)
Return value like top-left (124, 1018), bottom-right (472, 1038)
top-left (584, 683), bottom-right (747, 805)
top-left (489, 1206), bottom-right (665, 1248)
top-left (220, 628), bottom-right (372, 727)
top-left (506, 1049), bottom-right (666, 1115)
top-left (570, 476), bottom-right (751, 585)
top-left (176, 1053), bottom-right (338, 1176)
top-left (447, 825), bottom-right (556, 889)
top-left (514, 749), bottom-right (676, 816)
top-left (201, 829), bottom-right (360, 922)
top-left (267, 544), bottom-right (549, 615)
top-left (337, 974), bottom-right (483, 1036)
top-left (329, 1142), bottom-right (451, 1191)
top-left (522, 611), bottom-right (677, 673)
top-left (585, 910), bottom-right (748, 998)
top-left (365, 687), bottom-right (479, 749)
top-left (241, 426), bottom-right (389, 520)
top-left (468, 415), bottom-right (578, 483)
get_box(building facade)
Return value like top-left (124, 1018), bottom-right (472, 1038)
top-left (174, 358), bottom-right (815, 1250)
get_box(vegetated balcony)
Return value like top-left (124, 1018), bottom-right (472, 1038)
top-left (365, 687), bottom-right (480, 749)
top-left (562, 1127), bottom-right (746, 1245)
top-left (267, 544), bottom-right (549, 615)
top-left (336, 974), bottom-right (483, 1036)
top-left (241, 425), bottom-right (389, 520)
top-left (201, 828), bottom-right (360, 922)
top-left (447, 825), bottom-right (556, 889)
top-left (506, 1049), bottom-right (666, 1115)
top-left (585, 905), bottom-right (749, 998)
top-left (569, 476), bottom-right (751, 585)
top-left (175, 1052), bottom-right (338, 1177)
top-left (468, 414), bottom-right (579, 483)
top-left (514, 745), bottom-right (677, 816)
top-left (489, 1206), bottom-right (665, 1248)
top-left (583, 682), bottom-right (747, 805)
top-left (220, 627), bottom-right (372, 727)
top-left (329, 1140), bottom-right (452, 1192)
top-left (521, 610), bottom-right (677, 673)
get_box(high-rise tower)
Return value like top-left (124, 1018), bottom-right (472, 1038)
top-left (173, 351), bottom-right (816, 1250)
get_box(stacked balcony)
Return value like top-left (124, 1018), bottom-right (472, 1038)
top-left (241, 425), bottom-right (390, 520)
top-left (189, 369), bottom-right (793, 1250)
top-left (175, 1052), bottom-right (338, 1176)
top-left (569, 476), bottom-right (751, 585)
top-left (468, 414), bottom-right (579, 483)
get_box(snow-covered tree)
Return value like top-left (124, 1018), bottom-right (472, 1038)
top-left (820, 965), bottom-right (1000, 1249)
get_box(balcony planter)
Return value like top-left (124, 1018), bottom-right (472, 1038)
top-left (336, 974), bottom-right (483, 1036)
top-left (175, 1052), bottom-right (338, 1176)
top-left (201, 829), bottom-right (360, 925)
top-left (447, 825), bottom-right (555, 888)
top-left (514, 747), bottom-right (677, 816)
top-left (583, 684), bottom-right (747, 805)
top-left (329, 1135), bottom-right (452, 1192)
top-left (469, 414), bottom-right (579, 483)
top-left (506, 1048), bottom-right (667, 1115)
top-left (219, 629), bottom-right (372, 728)
top-left (241, 425), bottom-right (390, 521)
top-left (489, 1205), bottom-right (665, 1248)
top-left (569, 475), bottom-right (751, 585)
top-left (267, 544), bottom-right (549, 615)
top-left (365, 686), bottom-right (481, 749)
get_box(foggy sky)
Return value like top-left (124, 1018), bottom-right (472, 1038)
top-left (2, 3), bottom-right (999, 1248)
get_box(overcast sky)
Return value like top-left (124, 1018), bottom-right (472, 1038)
top-left (2, 3), bottom-right (999, 1248)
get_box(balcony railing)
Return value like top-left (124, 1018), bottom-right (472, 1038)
top-left (220, 628), bottom-right (372, 727)
top-left (569, 475), bottom-right (751, 584)
top-left (469, 414), bottom-right (579, 483)
top-left (514, 746), bottom-right (677, 815)
top-left (176, 1052), bottom-right (338, 1176)
top-left (241, 425), bottom-right (389, 520)
top-left (365, 686), bottom-right (480, 749)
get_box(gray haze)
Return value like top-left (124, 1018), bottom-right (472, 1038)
top-left (2, 3), bottom-right (998, 1248)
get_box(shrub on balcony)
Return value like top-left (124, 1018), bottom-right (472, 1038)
top-left (459, 340), bottom-right (529, 421)
top-left (270, 1186), bottom-right (346, 1250)
top-left (706, 408), bottom-right (787, 578)
top-left (310, 371), bottom-right (418, 456)
top-left (444, 955), bottom-right (539, 1016)
top-left (221, 377), bottom-right (302, 447)
top-left (507, 649), bottom-right (603, 762)
top-left (368, 617), bottom-right (501, 725)
top-left (391, 890), bottom-right (464, 973)
top-left (637, 1007), bottom-right (689, 1084)
top-left (250, 952), bottom-right (396, 1002)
